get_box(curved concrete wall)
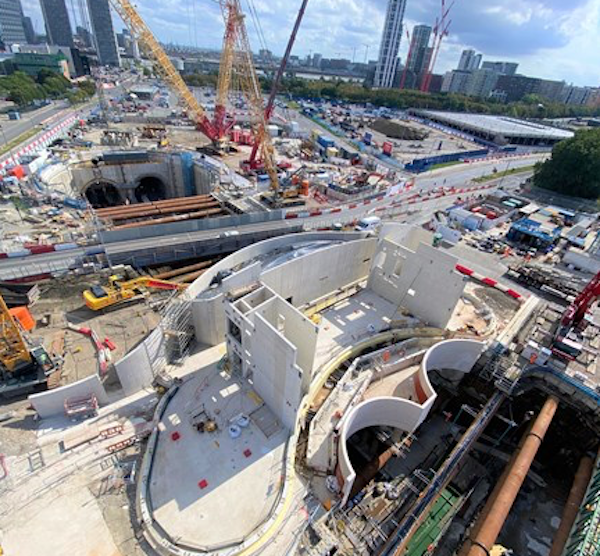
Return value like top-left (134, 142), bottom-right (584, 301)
top-left (189, 232), bottom-right (371, 346)
top-left (422, 339), bottom-right (486, 375)
top-left (337, 338), bottom-right (485, 503)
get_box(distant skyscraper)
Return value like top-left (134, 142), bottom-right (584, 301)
top-left (0, 0), bottom-right (27, 46)
top-left (481, 61), bottom-right (518, 76)
top-left (405, 24), bottom-right (432, 88)
top-left (40, 0), bottom-right (74, 47)
top-left (457, 49), bottom-right (481, 71)
top-left (374, 0), bottom-right (407, 88)
top-left (22, 15), bottom-right (35, 44)
top-left (87, 0), bottom-right (120, 66)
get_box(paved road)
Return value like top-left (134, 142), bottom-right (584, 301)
top-left (0, 158), bottom-right (535, 280)
top-left (0, 101), bottom-right (71, 146)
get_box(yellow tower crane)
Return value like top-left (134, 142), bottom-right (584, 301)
top-left (0, 294), bottom-right (31, 373)
top-left (108, 0), bottom-right (280, 194)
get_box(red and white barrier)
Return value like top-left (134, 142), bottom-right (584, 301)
top-left (455, 263), bottom-right (523, 301)
top-left (0, 115), bottom-right (77, 171)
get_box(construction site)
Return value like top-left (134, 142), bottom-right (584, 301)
top-left (0, 0), bottom-right (599, 556)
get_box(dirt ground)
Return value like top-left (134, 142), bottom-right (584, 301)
top-left (28, 274), bottom-right (162, 391)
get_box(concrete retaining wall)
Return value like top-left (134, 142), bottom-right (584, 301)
top-left (29, 375), bottom-right (109, 419)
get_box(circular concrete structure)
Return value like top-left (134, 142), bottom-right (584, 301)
top-left (337, 339), bottom-right (485, 503)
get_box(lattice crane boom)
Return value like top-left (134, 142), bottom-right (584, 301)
top-left (227, 0), bottom-right (279, 191)
top-left (108, 0), bottom-right (222, 143)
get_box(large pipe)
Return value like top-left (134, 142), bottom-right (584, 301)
top-left (548, 454), bottom-right (595, 556)
top-left (464, 396), bottom-right (559, 556)
top-left (457, 420), bottom-right (535, 556)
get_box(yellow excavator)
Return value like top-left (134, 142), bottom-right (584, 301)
top-left (83, 275), bottom-right (187, 311)
top-left (0, 295), bottom-right (54, 397)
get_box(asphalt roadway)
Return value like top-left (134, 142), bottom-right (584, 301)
top-left (0, 101), bottom-right (71, 147)
top-left (0, 155), bottom-right (540, 280)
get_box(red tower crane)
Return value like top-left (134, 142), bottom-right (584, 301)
top-left (399, 28), bottom-right (413, 91)
top-left (420, 0), bottom-right (456, 93)
top-left (247, 0), bottom-right (310, 169)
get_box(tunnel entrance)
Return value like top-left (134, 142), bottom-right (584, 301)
top-left (85, 182), bottom-right (122, 208)
top-left (135, 176), bottom-right (166, 202)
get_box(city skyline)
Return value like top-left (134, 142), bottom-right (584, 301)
top-left (16, 0), bottom-right (600, 87)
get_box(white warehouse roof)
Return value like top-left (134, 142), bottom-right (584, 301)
top-left (417, 110), bottom-right (574, 141)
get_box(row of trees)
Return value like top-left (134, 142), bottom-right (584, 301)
top-left (183, 72), bottom-right (600, 120)
top-left (534, 129), bottom-right (600, 200)
top-left (0, 70), bottom-right (95, 107)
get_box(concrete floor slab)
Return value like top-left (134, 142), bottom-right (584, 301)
top-left (365, 365), bottom-right (420, 402)
top-left (1, 486), bottom-right (121, 556)
top-left (314, 289), bottom-right (396, 369)
top-left (149, 365), bottom-right (289, 550)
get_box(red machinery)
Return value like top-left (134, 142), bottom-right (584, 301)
top-left (557, 270), bottom-right (600, 339)
top-left (247, 0), bottom-right (310, 170)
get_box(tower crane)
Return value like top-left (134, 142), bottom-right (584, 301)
top-left (0, 294), bottom-right (54, 397)
top-left (247, 0), bottom-right (310, 170)
top-left (108, 0), bottom-right (280, 193)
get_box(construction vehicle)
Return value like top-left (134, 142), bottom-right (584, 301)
top-left (247, 0), bottom-right (310, 171)
top-left (83, 275), bottom-right (187, 311)
top-left (108, 0), bottom-right (280, 194)
top-left (0, 294), bottom-right (54, 397)
top-left (556, 269), bottom-right (600, 343)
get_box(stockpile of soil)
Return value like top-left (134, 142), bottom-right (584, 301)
top-left (371, 119), bottom-right (428, 141)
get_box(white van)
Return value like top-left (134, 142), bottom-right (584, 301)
top-left (355, 216), bottom-right (382, 232)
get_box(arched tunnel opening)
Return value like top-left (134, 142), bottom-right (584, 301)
top-left (135, 176), bottom-right (166, 203)
top-left (85, 182), bottom-right (123, 208)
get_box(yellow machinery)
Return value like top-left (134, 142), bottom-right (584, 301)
top-left (83, 275), bottom-right (187, 311)
top-left (0, 294), bottom-right (54, 396)
top-left (0, 294), bottom-right (31, 372)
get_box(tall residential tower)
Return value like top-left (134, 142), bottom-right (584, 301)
top-left (405, 24), bottom-right (432, 89)
top-left (87, 0), bottom-right (120, 66)
top-left (374, 0), bottom-right (407, 89)
top-left (0, 0), bottom-right (27, 46)
top-left (40, 0), bottom-right (74, 47)
top-left (457, 49), bottom-right (482, 71)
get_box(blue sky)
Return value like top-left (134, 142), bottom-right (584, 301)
top-left (22, 0), bottom-right (600, 86)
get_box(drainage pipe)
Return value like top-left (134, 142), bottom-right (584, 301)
top-left (548, 453), bottom-right (595, 556)
top-left (464, 395), bottom-right (559, 556)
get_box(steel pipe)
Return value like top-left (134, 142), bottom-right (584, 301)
top-left (464, 396), bottom-right (559, 556)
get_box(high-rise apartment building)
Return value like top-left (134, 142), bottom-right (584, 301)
top-left (87, 0), bottom-right (120, 66)
top-left (464, 69), bottom-right (500, 98)
top-left (441, 70), bottom-right (471, 94)
top-left (404, 24), bottom-right (432, 89)
top-left (374, 0), bottom-right (407, 88)
top-left (22, 16), bottom-right (35, 44)
top-left (40, 0), bottom-right (74, 47)
top-left (457, 49), bottom-right (481, 71)
top-left (0, 0), bottom-right (27, 46)
top-left (481, 61), bottom-right (518, 76)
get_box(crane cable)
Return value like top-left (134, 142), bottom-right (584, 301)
top-left (244, 0), bottom-right (269, 53)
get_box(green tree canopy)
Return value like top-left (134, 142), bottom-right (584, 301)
top-left (533, 129), bottom-right (600, 199)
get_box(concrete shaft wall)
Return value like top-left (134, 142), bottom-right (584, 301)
top-left (29, 375), bottom-right (109, 418)
top-left (70, 156), bottom-right (186, 202)
top-left (337, 339), bottom-right (485, 504)
top-left (190, 233), bottom-right (372, 347)
top-left (368, 238), bottom-right (466, 328)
